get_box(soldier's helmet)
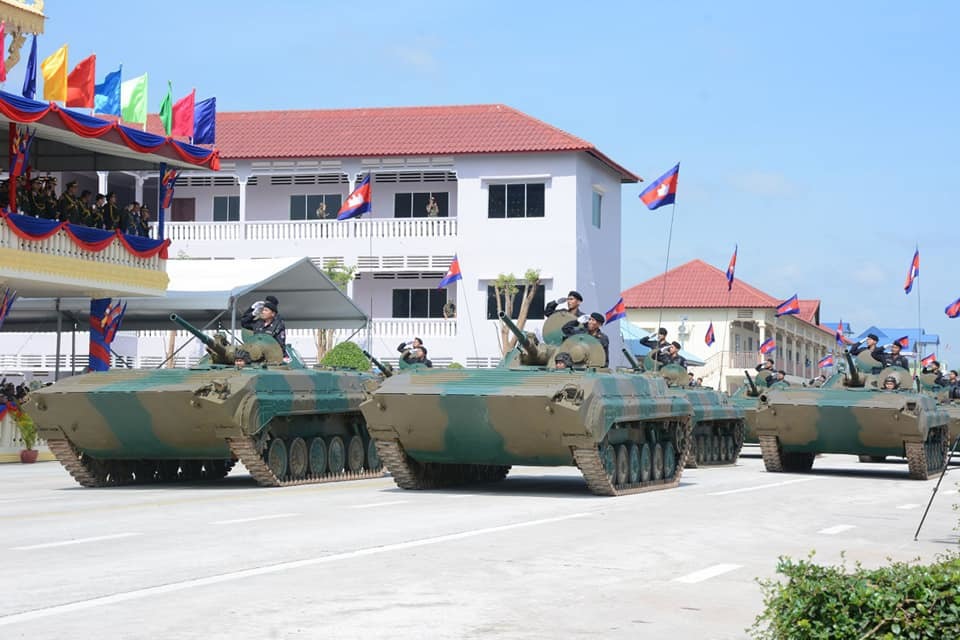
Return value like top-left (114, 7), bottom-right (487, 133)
top-left (883, 375), bottom-right (900, 389)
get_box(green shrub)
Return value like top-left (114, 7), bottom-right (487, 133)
top-left (447, 362), bottom-right (464, 369)
top-left (750, 551), bottom-right (960, 639)
top-left (320, 341), bottom-right (370, 371)
top-left (14, 409), bottom-right (37, 450)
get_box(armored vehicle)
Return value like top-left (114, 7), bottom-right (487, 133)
top-left (360, 311), bottom-right (694, 496)
top-left (28, 314), bottom-right (384, 487)
top-left (754, 350), bottom-right (951, 479)
top-left (916, 371), bottom-right (960, 456)
top-left (630, 351), bottom-right (745, 467)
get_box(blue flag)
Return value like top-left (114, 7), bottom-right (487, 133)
top-left (21, 35), bottom-right (37, 99)
top-left (193, 97), bottom-right (216, 144)
top-left (94, 66), bottom-right (122, 116)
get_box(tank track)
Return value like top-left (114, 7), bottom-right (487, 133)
top-left (374, 440), bottom-right (511, 490)
top-left (228, 437), bottom-right (386, 488)
top-left (758, 435), bottom-right (815, 473)
top-left (905, 426), bottom-right (949, 480)
top-left (46, 438), bottom-right (236, 487)
top-left (573, 418), bottom-right (692, 496)
top-left (686, 421), bottom-right (746, 468)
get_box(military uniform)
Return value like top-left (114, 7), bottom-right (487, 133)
top-left (240, 302), bottom-right (288, 357)
top-left (884, 352), bottom-right (909, 370)
top-left (561, 315), bottom-right (610, 367)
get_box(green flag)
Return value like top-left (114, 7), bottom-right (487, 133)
top-left (120, 72), bottom-right (147, 124)
top-left (159, 81), bottom-right (172, 135)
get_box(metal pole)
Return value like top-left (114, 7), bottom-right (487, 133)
top-left (71, 319), bottom-right (76, 376)
top-left (8, 123), bottom-right (16, 211)
top-left (54, 298), bottom-right (62, 381)
top-left (913, 435), bottom-right (960, 541)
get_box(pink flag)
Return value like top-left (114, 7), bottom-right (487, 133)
top-left (171, 89), bottom-right (195, 138)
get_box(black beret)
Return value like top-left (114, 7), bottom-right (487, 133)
top-left (265, 295), bottom-right (279, 305)
top-left (867, 333), bottom-right (879, 342)
top-left (590, 312), bottom-right (605, 325)
top-left (568, 291), bottom-right (583, 301)
top-left (263, 301), bottom-right (278, 313)
top-left (671, 341), bottom-right (682, 349)
top-left (658, 327), bottom-right (668, 336)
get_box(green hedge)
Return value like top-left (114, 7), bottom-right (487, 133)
top-left (750, 552), bottom-right (960, 639)
top-left (320, 342), bottom-right (370, 371)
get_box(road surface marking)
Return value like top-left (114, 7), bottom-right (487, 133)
top-left (11, 532), bottom-right (141, 551)
top-left (895, 504), bottom-right (921, 510)
top-left (707, 478), bottom-right (819, 496)
top-left (818, 524), bottom-right (856, 535)
top-left (0, 512), bottom-right (590, 626)
top-left (211, 513), bottom-right (299, 525)
top-left (350, 500), bottom-right (409, 509)
top-left (674, 563), bottom-right (742, 584)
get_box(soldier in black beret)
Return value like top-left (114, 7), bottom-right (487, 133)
top-left (545, 290), bottom-right (583, 317)
top-left (560, 310), bottom-right (610, 366)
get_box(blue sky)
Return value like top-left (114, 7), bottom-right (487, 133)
top-left (11, 1), bottom-right (960, 355)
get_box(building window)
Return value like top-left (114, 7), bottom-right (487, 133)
top-left (392, 288), bottom-right (447, 319)
top-left (487, 183), bottom-right (545, 218)
top-left (213, 196), bottom-right (239, 222)
top-left (486, 284), bottom-right (546, 320)
top-left (289, 194), bottom-right (343, 220)
top-left (591, 192), bottom-right (602, 228)
top-left (746, 337), bottom-right (753, 352)
top-left (734, 334), bottom-right (741, 353)
top-left (394, 192), bottom-right (449, 218)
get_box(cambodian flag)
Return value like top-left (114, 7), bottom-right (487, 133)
top-left (775, 294), bottom-right (800, 317)
top-left (160, 168), bottom-right (180, 209)
top-left (438, 255), bottom-right (462, 289)
top-left (725, 245), bottom-right (737, 291)
top-left (946, 297), bottom-right (960, 319)
top-left (0, 288), bottom-right (17, 330)
top-left (894, 335), bottom-right (910, 349)
top-left (759, 337), bottom-right (776, 354)
top-left (0, 402), bottom-right (7, 420)
top-left (9, 127), bottom-right (34, 178)
top-left (904, 249), bottom-right (919, 295)
top-left (104, 302), bottom-right (127, 345)
top-left (604, 297), bottom-right (626, 324)
top-left (921, 353), bottom-right (936, 367)
top-left (337, 174), bottom-right (372, 220)
top-left (818, 354), bottom-right (834, 368)
top-left (704, 321), bottom-right (715, 346)
top-left (638, 163), bottom-right (679, 210)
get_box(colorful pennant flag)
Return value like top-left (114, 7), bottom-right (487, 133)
top-left (66, 54), bottom-right (96, 108)
top-left (171, 89), bottom-right (195, 138)
top-left (438, 255), bottom-right (463, 289)
top-left (0, 288), bottom-right (18, 329)
top-left (94, 65), bottom-right (121, 116)
top-left (604, 297), bottom-right (627, 324)
top-left (0, 402), bottom-right (7, 421)
top-left (705, 321), bottom-right (715, 346)
top-left (725, 245), bottom-right (737, 291)
top-left (337, 174), bottom-right (372, 220)
top-left (120, 72), bottom-right (147, 124)
top-left (0, 22), bottom-right (7, 83)
top-left (40, 44), bottom-right (68, 102)
top-left (638, 163), bottom-right (679, 210)
top-left (759, 337), bottom-right (776, 354)
top-left (9, 126), bottom-right (34, 178)
top-left (104, 302), bottom-right (127, 344)
top-left (160, 167), bottom-right (180, 209)
top-left (193, 96), bottom-right (216, 144)
top-left (21, 34), bottom-right (36, 99)
top-left (818, 353), bottom-right (834, 368)
top-left (158, 81), bottom-right (173, 135)
top-left (893, 335), bottom-right (910, 349)
top-left (946, 297), bottom-right (960, 319)
top-left (904, 248), bottom-right (919, 295)
top-left (775, 294), bottom-right (800, 317)
top-left (921, 353), bottom-right (936, 367)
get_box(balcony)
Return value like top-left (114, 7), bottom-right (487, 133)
top-left (0, 219), bottom-right (169, 298)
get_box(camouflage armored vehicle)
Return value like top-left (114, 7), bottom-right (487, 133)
top-left (630, 351), bottom-right (745, 467)
top-left (916, 371), bottom-right (960, 454)
top-left (360, 311), bottom-right (694, 496)
top-left (753, 350), bottom-right (951, 479)
top-left (729, 370), bottom-right (794, 444)
top-left (27, 314), bottom-right (384, 487)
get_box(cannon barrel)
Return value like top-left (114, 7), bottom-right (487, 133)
top-left (170, 314), bottom-right (227, 360)
top-left (843, 349), bottom-right (861, 387)
top-left (744, 370), bottom-right (758, 396)
top-left (363, 350), bottom-right (393, 378)
top-left (622, 348), bottom-right (641, 371)
top-left (498, 312), bottom-right (532, 351)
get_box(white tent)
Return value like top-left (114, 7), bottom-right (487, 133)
top-left (2, 257), bottom-right (368, 332)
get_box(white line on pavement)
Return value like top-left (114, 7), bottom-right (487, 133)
top-left (818, 524), bottom-right (856, 535)
top-left (0, 512), bottom-right (590, 626)
top-left (673, 563), bottom-right (742, 584)
top-left (895, 504), bottom-right (921, 510)
top-left (707, 478), bottom-right (819, 496)
top-left (11, 532), bottom-right (141, 551)
top-left (210, 513), bottom-right (299, 525)
top-left (350, 500), bottom-right (409, 509)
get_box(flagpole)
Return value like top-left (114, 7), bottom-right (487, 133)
top-left (717, 294), bottom-right (731, 392)
top-left (458, 279), bottom-right (481, 364)
top-left (915, 244), bottom-right (923, 372)
top-left (655, 200), bottom-right (678, 360)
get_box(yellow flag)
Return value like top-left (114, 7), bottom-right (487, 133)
top-left (41, 44), bottom-right (68, 102)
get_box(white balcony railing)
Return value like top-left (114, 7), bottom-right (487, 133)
top-left (162, 218), bottom-right (458, 243)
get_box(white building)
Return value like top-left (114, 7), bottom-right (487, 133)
top-left (1, 104), bottom-right (639, 368)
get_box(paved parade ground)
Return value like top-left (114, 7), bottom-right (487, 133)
top-left (1, 451), bottom-right (957, 640)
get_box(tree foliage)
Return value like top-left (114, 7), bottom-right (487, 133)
top-left (493, 268), bottom-right (541, 355)
top-left (320, 341), bottom-right (370, 371)
top-left (316, 261), bottom-right (359, 360)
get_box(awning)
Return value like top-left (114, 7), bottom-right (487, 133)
top-left (620, 321), bottom-right (706, 367)
top-left (1, 257), bottom-right (368, 331)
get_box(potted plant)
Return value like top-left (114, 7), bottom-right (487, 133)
top-left (13, 405), bottom-right (38, 463)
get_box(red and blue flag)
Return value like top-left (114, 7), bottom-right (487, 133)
top-left (0, 288), bottom-right (17, 330)
top-left (921, 353), bottom-right (936, 367)
top-left (818, 353), bottom-right (834, 368)
top-left (704, 321), bottom-right (715, 346)
top-left (946, 297), bottom-right (960, 319)
top-left (104, 302), bottom-right (127, 344)
top-left (725, 245), bottom-right (737, 291)
top-left (160, 168), bottom-right (180, 209)
top-left (893, 335), bottom-right (910, 349)
top-left (904, 249), bottom-right (919, 295)
top-left (9, 126), bottom-right (34, 178)
top-left (605, 297), bottom-right (627, 324)
top-left (775, 294), bottom-right (800, 317)
top-left (337, 174), bottom-right (372, 220)
top-left (0, 402), bottom-right (7, 420)
top-left (638, 163), bottom-right (679, 211)
top-left (759, 337), bottom-right (776, 354)
top-left (438, 255), bottom-right (462, 289)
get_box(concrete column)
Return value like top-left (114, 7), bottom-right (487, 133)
top-left (97, 171), bottom-right (109, 195)
top-left (134, 174), bottom-right (145, 205)
top-left (238, 176), bottom-right (248, 224)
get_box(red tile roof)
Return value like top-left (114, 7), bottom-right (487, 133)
top-left (797, 299), bottom-right (820, 324)
top-left (142, 104), bottom-right (639, 182)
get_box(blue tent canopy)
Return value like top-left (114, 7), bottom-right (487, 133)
top-left (620, 321), bottom-right (706, 367)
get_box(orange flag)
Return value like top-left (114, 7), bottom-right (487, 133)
top-left (40, 44), bottom-right (68, 102)
top-left (66, 54), bottom-right (96, 108)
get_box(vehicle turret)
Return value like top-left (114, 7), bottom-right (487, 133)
top-left (170, 313), bottom-right (284, 366)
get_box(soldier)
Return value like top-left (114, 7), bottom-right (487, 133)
top-left (240, 296), bottom-right (288, 358)
top-left (398, 342), bottom-right (432, 367)
top-left (948, 370), bottom-right (960, 399)
top-left (850, 333), bottom-right (886, 369)
top-left (562, 312), bottom-right (610, 366)
top-left (640, 327), bottom-right (669, 352)
top-left (544, 290), bottom-right (582, 318)
top-left (773, 369), bottom-right (789, 385)
top-left (101, 192), bottom-right (121, 230)
top-left (138, 205), bottom-right (152, 237)
top-left (882, 375), bottom-right (900, 391)
top-left (656, 341), bottom-right (687, 368)
top-left (38, 178), bottom-right (58, 219)
top-left (57, 180), bottom-right (83, 223)
top-left (78, 190), bottom-right (95, 227)
top-left (884, 342), bottom-right (909, 370)
top-left (26, 178), bottom-right (44, 217)
top-left (755, 358), bottom-right (776, 386)
top-left (554, 352), bottom-right (573, 369)
top-left (921, 360), bottom-right (947, 387)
